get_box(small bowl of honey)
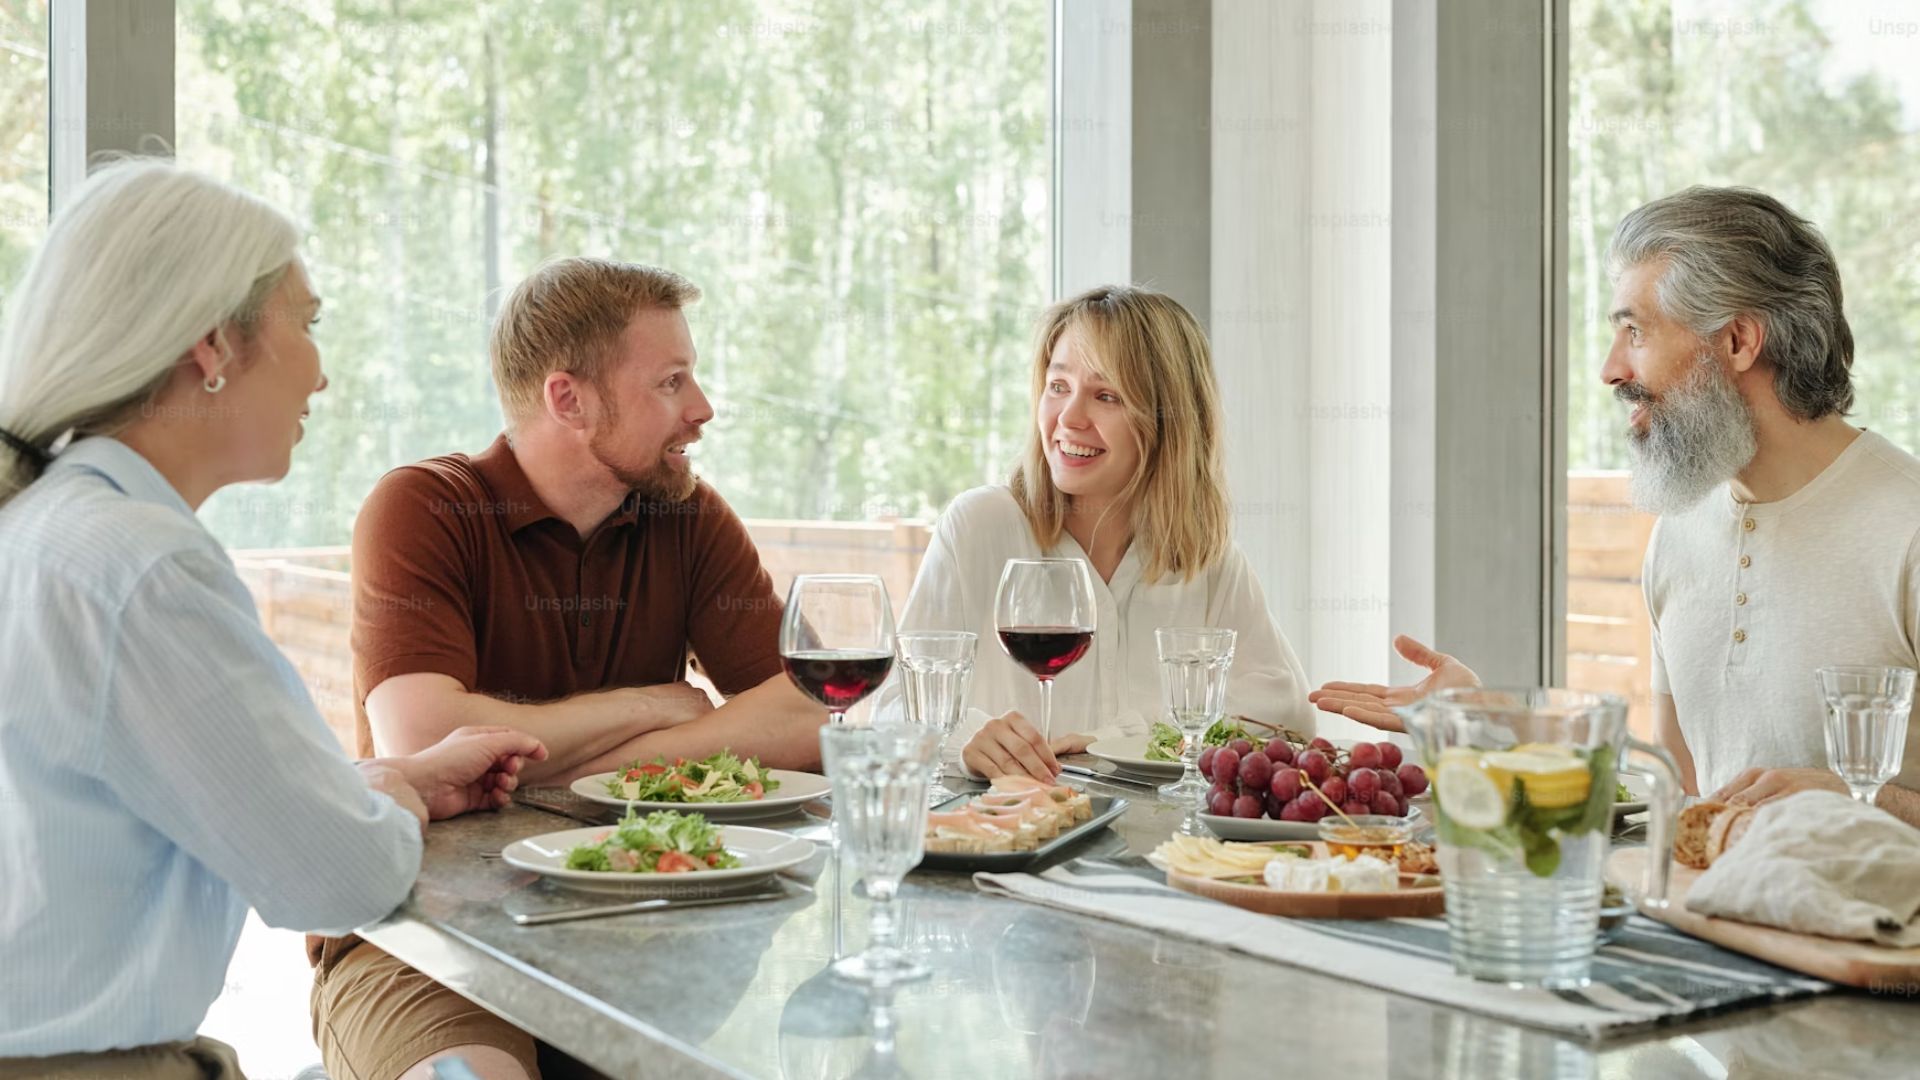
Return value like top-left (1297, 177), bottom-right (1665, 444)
top-left (1318, 815), bottom-right (1414, 861)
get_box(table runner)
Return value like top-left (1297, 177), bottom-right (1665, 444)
top-left (975, 854), bottom-right (1832, 1040)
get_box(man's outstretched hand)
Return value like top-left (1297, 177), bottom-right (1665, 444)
top-left (1307, 635), bottom-right (1480, 732)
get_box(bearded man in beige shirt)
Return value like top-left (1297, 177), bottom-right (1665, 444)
top-left (1308, 186), bottom-right (1920, 828)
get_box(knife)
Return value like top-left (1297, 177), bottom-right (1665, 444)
top-left (1058, 763), bottom-right (1160, 788)
top-left (514, 790), bottom-right (621, 827)
top-left (512, 887), bottom-right (793, 926)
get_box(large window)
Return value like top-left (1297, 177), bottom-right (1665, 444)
top-left (0, 0), bottom-right (47, 287)
top-left (178, 0), bottom-right (1051, 550)
top-left (1565, 0), bottom-right (1920, 735)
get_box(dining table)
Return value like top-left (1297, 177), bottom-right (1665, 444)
top-left (357, 759), bottom-right (1919, 1079)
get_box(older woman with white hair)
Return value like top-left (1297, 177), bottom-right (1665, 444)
top-left (0, 159), bottom-right (547, 1079)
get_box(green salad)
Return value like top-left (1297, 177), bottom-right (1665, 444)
top-left (1144, 718), bottom-right (1255, 762)
top-left (602, 750), bottom-right (779, 803)
top-left (565, 808), bottom-right (741, 873)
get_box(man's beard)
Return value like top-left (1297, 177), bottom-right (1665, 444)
top-left (1620, 353), bottom-right (1757, 515)
top-left (589, 416), bottom-right (699, 504)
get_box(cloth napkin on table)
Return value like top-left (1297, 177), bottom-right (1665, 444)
top-left (1685, 790), bottom-right (1920, 947)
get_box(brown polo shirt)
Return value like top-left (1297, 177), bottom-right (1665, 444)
top-left (347, 433), bottom-right (785, 757)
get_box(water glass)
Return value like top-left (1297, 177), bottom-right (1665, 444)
top-left (895, 630), bottom-right (976, 802)
top-left (1400, 688), bottom-right (1681, 989)
top-left (1154, 627), bottom-right (1236, 805)
top-left (820, 723), bottom-right (940, 986)
top-left (1817, 665), bottom-right (1915, 806)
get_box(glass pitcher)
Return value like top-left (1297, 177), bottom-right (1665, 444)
top-left (1398, 687), bottom-right (1681, 988)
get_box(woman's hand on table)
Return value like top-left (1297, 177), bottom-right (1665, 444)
top-left (1307, 635), bottom-right (1480, 732)
top-left (387, 725), bottom-right (549, 821)
top-left (961, 711), bottom-right (1092, 781)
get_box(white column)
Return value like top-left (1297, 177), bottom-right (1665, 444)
top-left (1211, 0), bottom-right (1391, 722)
top-left (1389, 0), bottom-right (1564, 688)
top-left (49, 0), bottom-right (175, 209)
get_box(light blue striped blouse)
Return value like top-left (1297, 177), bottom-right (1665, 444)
top-left (0, 437), bottom-right (421, 1056)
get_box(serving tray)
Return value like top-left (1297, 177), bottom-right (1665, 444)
top-left (914, 794), bottom-right (1130, 872)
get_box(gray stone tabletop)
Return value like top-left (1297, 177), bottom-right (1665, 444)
top-left (358, 765), bottom-right (1917, 1080)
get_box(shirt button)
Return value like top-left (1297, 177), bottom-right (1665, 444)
top-left (1742, 518), bottom-right (1756, 532)
top-left (1733, 629), bottom-right (1747, 643)
top-left (579, 612), bottom-right (590, 628)
top-left (1739, 554), bottom-right (1752, 568)
top-left (1735, 593), bottom-right (1748, 606)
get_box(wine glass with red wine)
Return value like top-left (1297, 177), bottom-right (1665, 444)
top-left (993, 558), bottom-right (1098, 742)
top-left (781, 575), bottom-right (897, 725)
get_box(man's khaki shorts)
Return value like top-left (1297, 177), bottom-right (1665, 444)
top-left (0, 1036), bottom-right (244, 1079)
top-left (310, 936), bottom-right (541, 1080)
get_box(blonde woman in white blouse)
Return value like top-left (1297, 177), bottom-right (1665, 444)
top-left (877, 285), bottom-right (1312, 781)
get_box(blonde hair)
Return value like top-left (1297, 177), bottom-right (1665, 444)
top-left (490, 257), bottom-right (701, 424)
top-left (1008, 285), bottom-right (1230, 583)
top-left (0, 158), bottom-right (298, 507)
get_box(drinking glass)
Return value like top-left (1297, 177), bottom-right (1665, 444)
top-left (1153, 627), bottom-right (1236, 804)
top-left (993, 558), bottom-right (1097, 741)
top-left (781, 575), bottom-right (896, 725)
top-left (820, 723), bottom-right (941, 986)
top-left (1399, 688), bottom-right (1681, 989)
top-left (895, 630), bottom-right (977, 802)
top-left (1816, 665), bottom-right (1916, 805)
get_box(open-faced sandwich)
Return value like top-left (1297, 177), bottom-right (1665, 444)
top-left (924, 775), bottom-right (1094, 854)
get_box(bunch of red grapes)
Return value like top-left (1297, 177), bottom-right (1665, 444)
top-left (1201, 735), bottom-right (1431, 821)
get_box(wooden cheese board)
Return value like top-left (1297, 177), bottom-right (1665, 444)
top-left (1166, 842), bottom-right (1444, 919)
top-left (1606, 847), bottom-right (1920, 992)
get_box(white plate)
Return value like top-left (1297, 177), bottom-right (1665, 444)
top-left (1613, 772), bottom-right (1651, 818)
top-left (569, 769), bottom-right (832, 819)
top-left (1084, 736), bottom-right (1185, 777)
top-left (1201, 804), bottom-right (1425, 842)
top-left (501, 824), bottom-right (817, 896)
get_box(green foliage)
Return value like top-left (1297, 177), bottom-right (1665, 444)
top-left (0, 1), bottom-right (49, 294)
top-left (169, 0), bottom-right (1047, 547)
top-left (1569, 0), bottom-right (1920, 470)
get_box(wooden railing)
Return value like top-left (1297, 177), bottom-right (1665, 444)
top-left (1566, 471), bottom-right (1656, 742)
top-left (238, 490), bottom-right (1658, 756)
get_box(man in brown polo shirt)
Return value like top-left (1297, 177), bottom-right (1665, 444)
top-left (311, 258), bottom-right (822, 1080)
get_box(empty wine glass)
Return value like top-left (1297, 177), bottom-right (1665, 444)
top-left (781, 575), bottom-right (896, 725)
top-left (1154, 627), bottom-right (1236, 806)
top-left (993, 558), bottom-right (1097, 742)
top-left (1816, 665), bottom-right (1915, 805)
top-left (820, 723), bottom-right (941, 986)
top-left (895, 630), bottom-right (976, 803)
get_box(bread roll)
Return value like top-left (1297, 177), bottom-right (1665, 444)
top-left (1673, 801), bottom-right (1729, 869)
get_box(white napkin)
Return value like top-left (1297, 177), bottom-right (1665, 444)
top-left (1685, 790), bottom-right (1920, 947)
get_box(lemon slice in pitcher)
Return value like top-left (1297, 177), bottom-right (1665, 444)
top-left (1435, 757), bottom-right (1509, 829)
top-left (1483, 750), bottom-right (1591, 810)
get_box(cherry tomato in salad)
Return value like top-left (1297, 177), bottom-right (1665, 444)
top-left (656, 851), bottom-right (699, 873)
top-left (744, 781), bottom-right (765, 799)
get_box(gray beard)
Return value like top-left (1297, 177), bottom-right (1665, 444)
top-left (1625, 355), bottom-right (1758, 515)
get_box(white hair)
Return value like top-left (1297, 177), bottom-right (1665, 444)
top-left (1608, 186), bottom-right (1853, 421)
top-left (0, 157), bottom-right (301, 506)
